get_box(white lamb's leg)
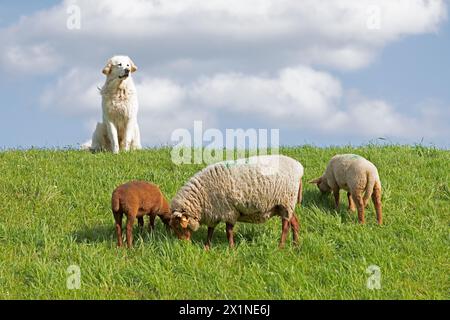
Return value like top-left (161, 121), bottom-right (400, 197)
top-left (106, 121), bottom-right (119, 154)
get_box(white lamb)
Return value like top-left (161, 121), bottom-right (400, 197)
top-left (170, 155), bottom-right (304, 249)
top-left (309, 154), bottom-right (382, 224)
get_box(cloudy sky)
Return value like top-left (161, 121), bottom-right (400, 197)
top-left (1, 0), bottom-right (449, 149)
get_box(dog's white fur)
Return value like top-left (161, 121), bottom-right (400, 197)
top-left (89, 55), bottom-right (142, 153)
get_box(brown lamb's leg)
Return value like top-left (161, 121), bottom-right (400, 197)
top-left (205, 226), bottom-right (215, 250)
top-left (333, 188), bottom-right (340, 209)
top-left (347, 192), bottom-right (356, 212)
top-left (226, 223), bottom-right (235, 248)
top-left (126, 215), bottom-right (136, 248)
top-left (279, 218), bottom-right (290, 249)
top-left (372, 184), bottom-right (383, 225)
top-left (149, 214), bottom-right (156, 231)
top-left (114, 211), bottom-right (123, 247)
top-left (138, 217), bottom-right (144, 228)
top-left (290, 214), bottom-right (300, 246)
top-left (353, 192), bottom-right (365, 224)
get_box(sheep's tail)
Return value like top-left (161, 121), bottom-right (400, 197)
top-left (112, 192), bottom-right (120, 213)
top-left (297, 178), bottom-right (303, 205)
top-left (363, 172), bottom-right (377, 206)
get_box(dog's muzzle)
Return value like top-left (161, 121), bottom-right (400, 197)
top-left (119, 69), bottom-right (130, 79)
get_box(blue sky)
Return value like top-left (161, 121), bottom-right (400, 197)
top-left (339, 23), bottom-right (450, 109)
top-left (0, 1), bottom-right (449, 149)
top-left (0, 1), bottom-right (56, 26)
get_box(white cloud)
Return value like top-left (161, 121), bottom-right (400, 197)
top-left (41, 65), bottom-right (442, 145)
top-left (137, 78), bottom-right (186, 112)
top-left (0, 0), bottom-right (446, 73)
top-left (342, 98), bottom-right (417, 137)
top-left (0, 44), bottom-right (62, 74)
top-left (3, 0), bottom-right (449, 147)
top-left (40, 68), bottom-right (101, 116)
top-left (189, 67), bottom-right (343, 121)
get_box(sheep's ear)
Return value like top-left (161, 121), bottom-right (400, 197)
top-left (180, 216), bottom-right (189, 229)
top-left (102, 61), bottom-right (112, 75)
top-left (309, 177), bottom-right (321, 184)
top-left (129, 58), bottom-right (138, 73)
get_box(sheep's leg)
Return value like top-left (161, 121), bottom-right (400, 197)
top-left (353, 193), bottom-right (365, 224)
top-left (290, 215), bottom-right (300, 246)
top-left (297, 179), bottom-right (303, 205)
top-left (279, 218), bottom-right (290, 248)
top-left (226, 223), bottom-right (235, 248)
top-left (138, 217), bottom-right (144, 228)
top-left (347, 192), bottom-right (356, 212)
top-left (149, 215), bottom-right (156, 231)
top-left (372, 184), bottom-right (383, 225)
top-left (205, 227), bottom-right (215, 250)
top-left (163, 220), bottom-right (171, 233)
top-left (333, 188), bottom-right (340, 209)
top-left (114, 211), bottom-right (123, 247)
top-left (126, 215), bottom-right (136, 248)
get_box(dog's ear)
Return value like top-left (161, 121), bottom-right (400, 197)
top-left (309, 177), bottom-right (322, 184)
top-left (102, 61), bottom-right (112, 75)
top-left (129, 58), bottom-right (138, 73)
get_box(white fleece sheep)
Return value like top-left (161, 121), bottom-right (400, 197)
top-left (170, 154), bottom-right (304, 248)
top-left (309, 154), bottom-right (382, 224)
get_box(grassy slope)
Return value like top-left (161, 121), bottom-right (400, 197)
top-left (0, 146), bottom-right (448, 299)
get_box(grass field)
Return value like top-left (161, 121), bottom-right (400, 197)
top-left (0, 145), bottom-right (448, 299)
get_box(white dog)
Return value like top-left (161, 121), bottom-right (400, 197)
top-left (89, 55), bottom-right (142, 153)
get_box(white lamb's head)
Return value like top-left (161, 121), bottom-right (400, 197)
top-left (309, 177), bottom-right (331, 194)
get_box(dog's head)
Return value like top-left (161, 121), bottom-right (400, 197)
top-left (102, 55), bottom-right (137, 80)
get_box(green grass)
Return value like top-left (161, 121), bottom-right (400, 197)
top-left (0, 145), bottom-right (449, 299)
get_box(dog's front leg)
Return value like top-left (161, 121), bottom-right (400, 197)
top-left (106, 121), bottom-right (120, 154)
top-left (124, 119), bottom-right (137, 151)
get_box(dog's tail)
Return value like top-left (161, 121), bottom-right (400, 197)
top-left (82, 122), bottom-right (107, 152)
top-left (80, 139), bottom-right (92, 150)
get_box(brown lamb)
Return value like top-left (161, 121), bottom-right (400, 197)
top-left (112, 181), bottom-right (171, 247)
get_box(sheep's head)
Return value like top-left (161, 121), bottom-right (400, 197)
top-left (309, 177), bottom-right (330, 194)
top-left (169, 211), bottom-right (200, 241)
